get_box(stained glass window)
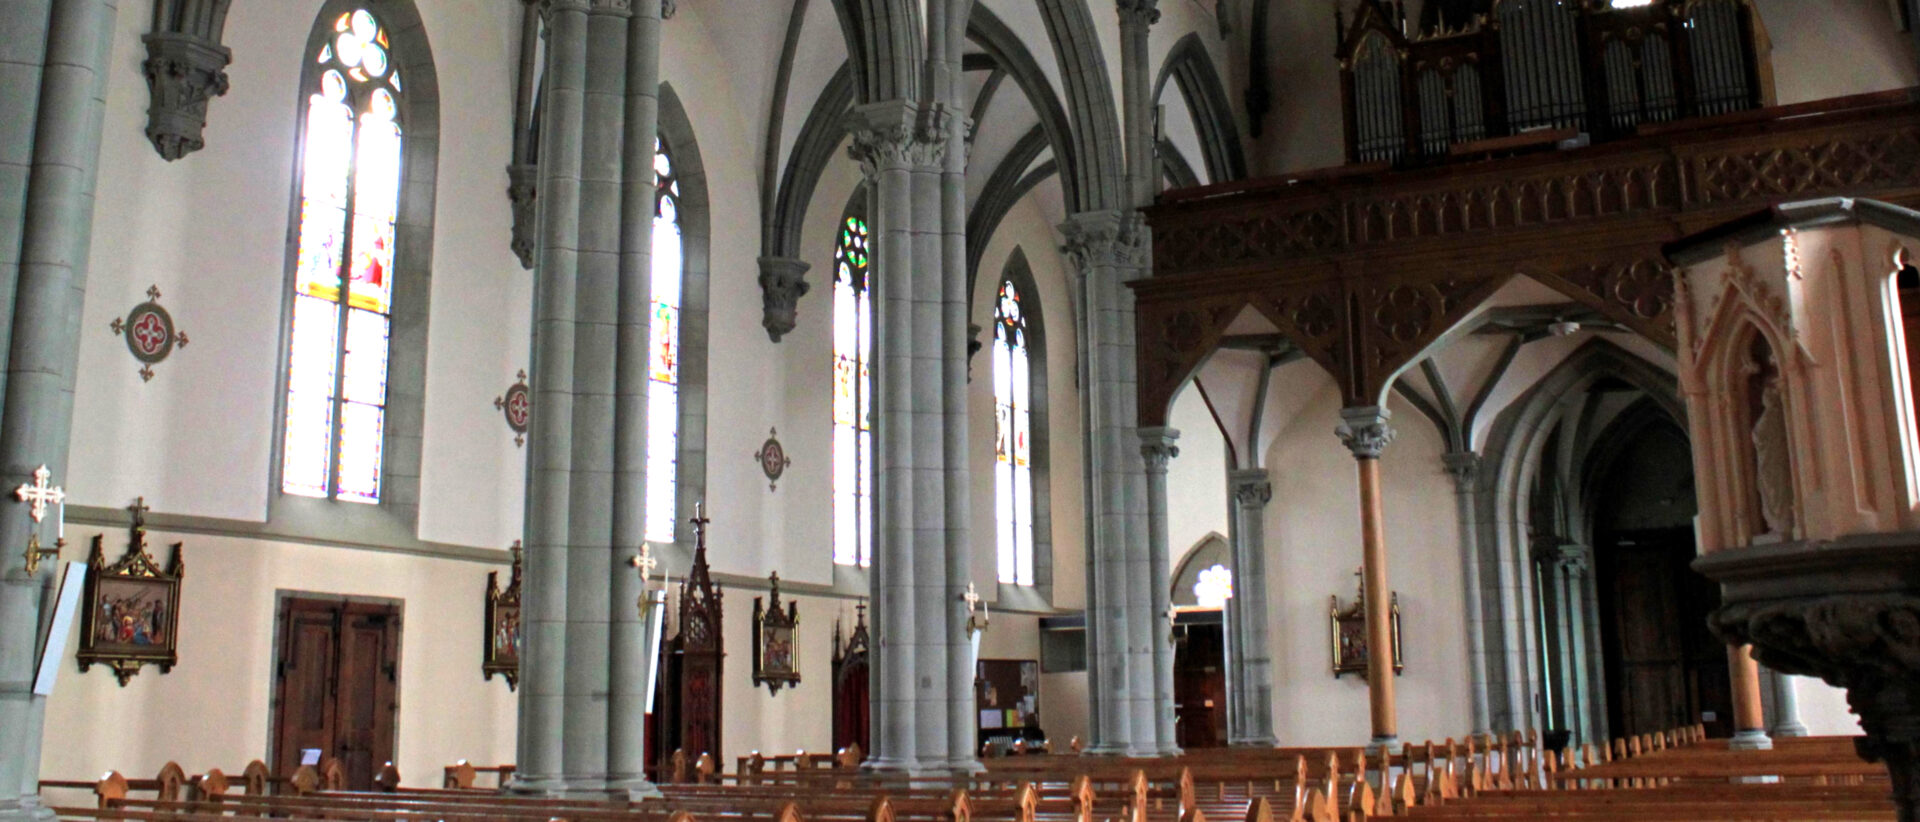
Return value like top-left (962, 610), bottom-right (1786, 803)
top-left (1194, 564), bottom-right (1234, 610)
top-left (832, 214), bottom-right (873, 568)
top-left (994, 280), bottom-right (1034, 585)
top-left (646, 137), bottom-right (682, 544)
top-left (283, 8), bottom-right (401, 503)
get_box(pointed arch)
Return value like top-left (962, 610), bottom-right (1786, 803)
top-left (828, 0), bottom-right (923, 104)
top-left (1153, 33), bottom-right (1247, 184)
top-left (1032, 0), bottom-right (1126, 211)
top-left (988, 247), bottom-right (1054, 597)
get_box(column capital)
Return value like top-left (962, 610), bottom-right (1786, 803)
top-left (756, 256), bottom-right (812, 342)
top-left (1228, 468), bottom-right (1273, 508)
top-left (1118, 0), bottom-right (1162, 27)
top-left (587, 0), bottom-right (635, 16)
top-left (845, 100), bottom-right (950, 179)
top-left (1139, 427), bottom-right (1181, 472)
top-left (1336, 406), bottom-right (1396, 460)
top-left (1059, 210), bottom-right (1150, 272)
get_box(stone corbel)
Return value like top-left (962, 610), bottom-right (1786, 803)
top-left (757, 256), bottom-right (811, 342)
top-left (508, 164), bottom-right (538, 270)
top-left (142, 1), bottom-right (235, 162)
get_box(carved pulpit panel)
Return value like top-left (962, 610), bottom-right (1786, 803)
top-left (1669, 198), bottom-right (1920, 550)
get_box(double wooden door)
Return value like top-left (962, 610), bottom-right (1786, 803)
top-left (272, 598), bottom-right (400, 790)
top-left (1595, 528), bottom-right (1732, 739)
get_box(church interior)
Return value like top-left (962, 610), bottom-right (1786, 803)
top-left (5, 0), bottom-right (1920, 819)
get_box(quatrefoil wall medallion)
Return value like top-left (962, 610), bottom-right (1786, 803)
top-left (109, 285), bottom-right (189, 382)
top-left (494, 370), bottom-right (531, 447)
top-left (753, 428), bottom-right (791, 492)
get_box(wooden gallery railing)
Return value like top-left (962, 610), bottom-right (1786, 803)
top-left (1340, 0), bottom-right (1771, 167)
top-left (1136, 89), bottom-right (1920, 424)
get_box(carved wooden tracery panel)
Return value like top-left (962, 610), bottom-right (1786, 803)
top-left (1137, 94), bottom-right (1920, 426)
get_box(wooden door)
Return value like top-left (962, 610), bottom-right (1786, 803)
top-left (272, 598), bottom-right (400, 790)
top-left (1173, 622), bottom-right (1226, 749)
top-left (1596, 528), bottom-right (1731, 739)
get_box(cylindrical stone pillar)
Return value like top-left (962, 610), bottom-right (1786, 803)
top-left (0, 1), bottom-right (118, 816)
top-left (517, 0), bottom-right (591, 793)
top-left (1443, 452), bottom-right (1493, 736)
top-left (1768, 668), bottom-right (1809, 738)
top-left (607, 0), bottom-right (663, 796)
top-left (1338, 406), bottom-right (1398, 750)
top-left (1141, 428), bottom-right (1182, 755)
top-left (1225, 468), bottom-right (1278, 748)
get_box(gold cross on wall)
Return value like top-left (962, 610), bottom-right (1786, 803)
top-left (13, 465), bottom-right (64, 523)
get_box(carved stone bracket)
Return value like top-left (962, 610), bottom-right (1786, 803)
top-left (757, 256), bottom-right (811, 342)
top-left (507, 164), bottom-right (538, 270)
top-left (1698, 535), bottom-right (1920, 820)
top-left (142, 1), bottom-right (234, 162)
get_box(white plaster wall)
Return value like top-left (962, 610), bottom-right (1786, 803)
top-left (1795, 677), bottom-right (1866, 737)
top-left (1261, 368), bottom-right (1473, 745)
top-left (38, 528), bottom-right (518, 790)
top-left (1166, 384), bottom-right (1231, 562)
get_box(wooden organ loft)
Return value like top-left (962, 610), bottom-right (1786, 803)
top-left (1340, 0), bottom-right (1771, 166)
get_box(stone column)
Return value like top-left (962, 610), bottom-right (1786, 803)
top-left (847, 100), bottom-right (947, 772)
top-left (1117, 0), bottom-right (1159, 206)
top-left (1767, 669), bottom-right (1809, 738)
top-left (0, 3), bottom-right (115, 818)
top-left (1337, 406), bottom-right (1398, 750)
top-left (1442, 452), bottom-right (1493, 736)
top-left (1728, 645), bottom-right (1774, 750)
top-left (1062, 211), bottom-right (1150, 756)
top-left (607, 0), bottom-right (663, 797)
top-left (934, 0), bottom-right (980, 773)
top-left (517, 0), bottom-right (589, 794)
top-left (1225, 469), bottom-right (1279, 747)
top-left (558, 1), bottom-right (633, 790)
top-left (1140, 428), bottom-right (1183, 755)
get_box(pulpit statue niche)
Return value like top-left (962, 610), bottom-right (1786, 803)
top-left (1673, 198), bottom-right (1920, 817)
top-left (649, 508), bottom-right (723, 771)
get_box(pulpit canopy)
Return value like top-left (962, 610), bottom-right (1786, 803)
top-left (1666, 197), bottom-right (1920, 553)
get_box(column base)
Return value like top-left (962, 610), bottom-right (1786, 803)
top-left (1366, 735), bottom-right (1401, 756)
top-left (504, 774), bottom-right (570, 796)
top-left (948, 757), bottom-right (987, 775)
top-left (605, 777), bottom-right (664, 800)
top-left (1085, 742), bottom-right (1131, 756)
top-left (0, 796), bottom-right (55, 822)
top-left (1229, 735), bottom-right (1279, 748)
top-left (1770, 721), bottom-right (1811, 738)
top-left (1728, 729), bottom-right (1774, 751)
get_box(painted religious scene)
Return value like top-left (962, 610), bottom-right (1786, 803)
top-left (6, 0), bottom-right (1920, 820)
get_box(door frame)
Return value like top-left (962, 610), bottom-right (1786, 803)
top-left (266, 591), bottom-right (406, 774)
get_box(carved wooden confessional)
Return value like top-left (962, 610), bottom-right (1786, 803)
top-left (1338, 0), bottom-right (1770, 166)
top-left (655, 512), bottom-right (723, 763)
top-left (831, 604), bottom-right (871, 756)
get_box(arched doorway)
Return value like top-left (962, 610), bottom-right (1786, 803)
top-left (1588, 410), bottom-right (1733, 740)
top-left (1171, 534), bottom-right (1230, 748)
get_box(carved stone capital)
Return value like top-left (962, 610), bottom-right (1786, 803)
top-left (507, 164), bottom-right (538, 270)
top-left (588, 0), bottom-right (634, 14)
top-left (1060, 210), bottom-right (1151, 272)
top-left (1118, 0), bottom-right (1162, 27)
top-left (757, 256), bottom-right (812, 342)
top-left (845, 100), bottom-right (949, 179)
top-left (1139, 427), bottom-right (1181, 473)
top-left (1336, 406), bottom-right (1395, 461)
top-left (141, 32), bottom-right (231, 161)
top-left (1531, 539), bottom-right (1591, 575)
top-left (541, 0), bottom-right (593, 19)
top-left (1442, 451), bottom-right (1481, 486)
top-left (1228, 468), bottom-right (1273, 509)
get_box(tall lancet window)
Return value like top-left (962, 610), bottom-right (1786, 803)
top-left (647, 137), bottom-right (683, 543)
top-left (993, 280), bottom-right (1034, 585)
top-left (832, 211), bottom-right (874, 568)
top-left (283, 9), bottom-right (404, 503)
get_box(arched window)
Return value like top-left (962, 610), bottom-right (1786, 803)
top-left (832, 208), bottom-right (873, 568)
top-left (647, 137), bottom-right (682, 543)
top-left (993, 279), bottom-right (1034, 585)
top-left (282, 8), bottom-right (406, 503)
